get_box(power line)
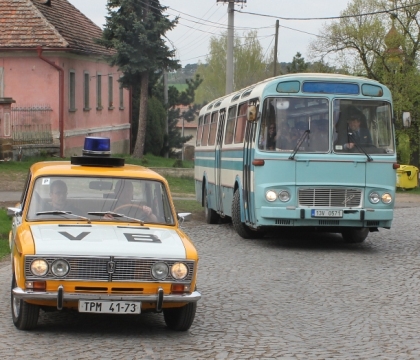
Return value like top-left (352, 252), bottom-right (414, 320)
top-left (235, 2), bottom-right (420, 21)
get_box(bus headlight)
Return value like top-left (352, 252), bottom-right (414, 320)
top-left (30, 259), bottom-right (49, 276)
top-left (278, 190), bottom-right (290, 202)
top-left (369, 192), bottom-right (380, 204)
top-left (266, 190), bottom-right (277, 202)
top-left (381, 193), bottom-right (392, 204)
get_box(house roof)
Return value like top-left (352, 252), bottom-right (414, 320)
top-left (0, 0), bottom-right (112, 56)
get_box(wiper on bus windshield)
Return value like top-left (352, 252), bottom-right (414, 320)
top-left (347, 132), bottom-right (373, 162)
top-left (289, 130), bottom-right (310, 160)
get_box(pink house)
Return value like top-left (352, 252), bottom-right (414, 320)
top-left (0, 0), bottom-right (130, 158)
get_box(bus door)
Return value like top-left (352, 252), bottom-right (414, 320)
top-left (243, 120), bottom-right (256, 225)
top-left (215, 109), bottom-right (226, 215)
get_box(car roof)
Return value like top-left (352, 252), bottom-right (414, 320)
top-left (29, 161), bottom-right (168, 183)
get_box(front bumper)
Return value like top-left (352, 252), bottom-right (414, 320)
top-left (13, 286), bottom-right (201, 312)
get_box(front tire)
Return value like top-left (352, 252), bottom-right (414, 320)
top-left (204, 187), bottom-right (218, 224)
top-left (163, 302), bottom-right (197, 331)
top-left (232, 189), bottom-right (264, 239)
top-left (342, 227), bottom-right (369, 243)
top-left (11, 275), bottom-right (39, 330)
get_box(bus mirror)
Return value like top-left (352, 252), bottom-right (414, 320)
top-left (276, 100), bottom-right (289, 110)
top-left (247, 105), bottom-right (257, 121)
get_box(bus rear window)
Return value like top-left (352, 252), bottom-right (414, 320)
top-left (302, 82), bottom-right (359, 95)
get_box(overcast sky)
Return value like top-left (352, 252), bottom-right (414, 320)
top-left (67, 0), bottom-right (351, 66)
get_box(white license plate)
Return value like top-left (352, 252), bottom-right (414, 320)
top-left (311, 209), bottom-right (343, 218)
top-left (78, 300), bottom-right (141, 314)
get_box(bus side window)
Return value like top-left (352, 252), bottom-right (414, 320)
top-left (234, 103), bottom-right (248, 143)
top-left (201, 113), bottom-right (211, 146)
top-left (196, 116), bottom-right (204, 146)
top-left (208, 112), bottom-right (219, 146)
top-left (224, 105), bottom-right (237, 144)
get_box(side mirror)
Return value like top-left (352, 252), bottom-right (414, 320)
top-left (177, 212), bottom-right (191, 222)
top-left (247, 105), bottom-right (257, 122)
top-left (7, 207), bottom-right (22, 217)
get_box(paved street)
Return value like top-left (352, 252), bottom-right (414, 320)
top-left (1, 205), bottom-right (420, 359)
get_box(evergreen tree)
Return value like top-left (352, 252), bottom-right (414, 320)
top-left (97, 0), bottom-right (179, 158)
top-left (287, 52), bottom-right (309, 73)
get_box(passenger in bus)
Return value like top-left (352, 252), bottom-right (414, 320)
top-left (343, 115), bottom-right (372, 150)
top-left (310, 119), bottom-right (329, 151)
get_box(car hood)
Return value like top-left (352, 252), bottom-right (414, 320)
top-left (30, 224), bottom-right (186, 259)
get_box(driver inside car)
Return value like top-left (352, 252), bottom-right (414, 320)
top-left (110, 179), bottom-right (157, 222)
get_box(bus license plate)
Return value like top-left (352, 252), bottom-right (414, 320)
top-left (78, 300), bottom-right (141, 314)
top-left (311, 210), bottom-right (343, 218)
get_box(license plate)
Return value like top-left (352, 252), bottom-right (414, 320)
top-left (311, 209), bottom-right (343, 218)
top-left (78, 300), bottom-right (141, 314)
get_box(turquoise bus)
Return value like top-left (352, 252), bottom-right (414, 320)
top-left (194, 73), bottom-right (398, 243)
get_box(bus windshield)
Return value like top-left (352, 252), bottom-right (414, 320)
top-left (258, 97), bottom-right (394, 155)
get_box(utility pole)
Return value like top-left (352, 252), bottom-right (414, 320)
top-left (273, 20), bottom-right (279, 77)
top-left (217, 0), bottom-right (247, 95)
top-left (163, 68), bottom-right (169, 158)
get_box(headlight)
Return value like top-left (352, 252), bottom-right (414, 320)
top-left (30, 259), bottom-right (48, 276)
top-left (278, 190), bottom-right (290, 202)
top-left (369, 192), bottom-right (380, 204)
top-left (265, 190), bottom-right (277, 202)
top-left (381, 193), bottom-right (392, 204)
top-left (51, 259), bottom-right (70, 277)
top-left (151, 262), bottom-right (169, 280)
top-left (171, 262), bottom-right (188, 280)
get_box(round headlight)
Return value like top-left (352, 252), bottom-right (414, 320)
top-left (369, 192), bottom-right (380, 204)
top-left (278, 190), bottom-right (290, 202)
top-left (171, 262), bottom-right (188, 280)
top-left (265, 190), bottom-right (277, 202)
top-left (381, 193), bottom-right (392, 204)
top-left (51, 259), bottom-right (70, 277)
top-left (30, 259), bottom-right (48, 276)
top-left (151, 262), bottom-right (169, 280)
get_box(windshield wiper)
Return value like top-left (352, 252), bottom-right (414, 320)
top-left (36, 210), bottom-right (91, 222)
top-left (289, 129), bottom-right (310, 160)
top-left (87, 211), bottom-right (145, 226)
top-left (347, 132), bottom-right (373, 162)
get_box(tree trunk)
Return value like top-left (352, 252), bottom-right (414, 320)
top-left (132, 71), bottom-right (149, 158)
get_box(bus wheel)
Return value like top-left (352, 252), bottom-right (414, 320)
top-left (341, 228), bottom-right (369, 243)
top-left (204, 187), bottom-right (219, 224)
top-left (232, 189), bottom-right (264, 239)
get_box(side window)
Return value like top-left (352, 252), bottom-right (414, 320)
top-left (196, 115), bottom-right (204, 146)
top-left (83, 72), bottom-right (90, 110)
top-left (234, 103), bottom-right (248, 143)
top-left (208, 112), bottom-right (219, 146)
top-left (224, 106), bottom-right (237, 145)
top-left (69, 70), bottom-right (76, 111)
top-left (201, 113), bottom-right (211, 146)
top-left (96, 73), bottom-right (102, 110)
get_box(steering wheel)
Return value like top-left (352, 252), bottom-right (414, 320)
top-left (114, 204), bottom-right (145, 214)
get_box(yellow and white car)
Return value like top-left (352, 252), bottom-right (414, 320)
top-left (8, 137), bottom-right (200, 331)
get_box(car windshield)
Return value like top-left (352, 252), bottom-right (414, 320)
top-left (27, 176), bottom-right (175, 225)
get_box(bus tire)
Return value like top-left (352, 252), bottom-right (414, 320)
top-left (341, 228), bottom-right (369, 243)
top-left (232, 189), bottom-right (264, 239)
top-left (204, 187), bottom-right (218, 224)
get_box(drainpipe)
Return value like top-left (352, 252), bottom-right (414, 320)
top-left (37, 46), bottom-right (64, 158)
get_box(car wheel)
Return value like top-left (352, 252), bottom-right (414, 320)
top-left (204, 187), bottom-right (218, 224)
top-left (163, 302), bottom-right (197, 331)
top-left (11, 275), bottom-right (39, 330)
top-left (341, 227), bottom-right (369, 243)
top-left (232, 189), bottom-right (264, 239)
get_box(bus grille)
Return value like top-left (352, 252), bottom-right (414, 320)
top-left (299, 188), bottom-right (362, 207)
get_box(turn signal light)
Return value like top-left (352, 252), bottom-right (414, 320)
top-left (171, 284), bottom-right (190, 294)
top-left (252, 159), bottom-right (265, 166)
top-left (25, 281), bottom-right (46, 291)
top-left (393, 163), bottom-right (400, 169)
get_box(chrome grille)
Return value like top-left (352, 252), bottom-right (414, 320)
top-left (25, 256), bottom-right (195, 283)
top-left (299, 188), bottom-right (362, 207)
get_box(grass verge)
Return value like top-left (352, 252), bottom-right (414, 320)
top-left (0, 209), bottom-right (11, 260)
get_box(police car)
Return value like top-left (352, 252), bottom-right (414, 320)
top-left (8, 137), bottom-right (200, 331)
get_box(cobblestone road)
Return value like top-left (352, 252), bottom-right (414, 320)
top-left (1, 206), bottom-right (420, 359)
